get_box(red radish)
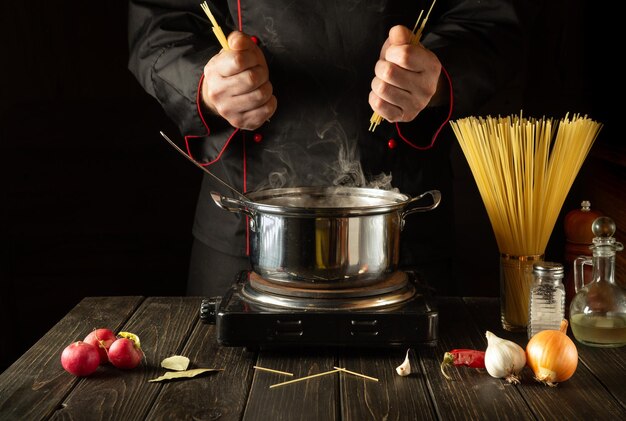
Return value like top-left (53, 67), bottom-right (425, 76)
top-left (61, 341), bottom-right (100, 376)
top-left (108, 336), bottom-right (143, 369)
top-left (84, 328), bottom-right (116, 364)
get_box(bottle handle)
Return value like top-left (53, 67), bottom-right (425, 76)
top-left (573, 256), bottom-right (592, 293)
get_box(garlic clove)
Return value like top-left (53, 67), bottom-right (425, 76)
top-left (484, 331), bottom-right (526, 383)
top-left (161, 355), bottom-right (190, 371)
top-left (396, 349), bottom-right (411, 376)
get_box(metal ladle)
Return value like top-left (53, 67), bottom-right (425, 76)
top-left (159, 131), bottom-right (248, 201)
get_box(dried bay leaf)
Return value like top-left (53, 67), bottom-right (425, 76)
top-left (148, 368), bottom-right (223, 383)
top-left (161, 355), bottom-right (190, 371)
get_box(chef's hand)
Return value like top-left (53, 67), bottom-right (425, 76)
top-left (369, 25), bottom-right (446, 123)
top-left (201, 31), bottom-right (277, 130)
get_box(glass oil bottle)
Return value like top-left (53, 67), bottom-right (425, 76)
top-left (569, 216), bottom-right (626, 347)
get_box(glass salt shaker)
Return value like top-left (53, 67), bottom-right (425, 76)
top-left (527, 262), bottom-right (565, 339)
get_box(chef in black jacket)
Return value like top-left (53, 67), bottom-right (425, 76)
top-left (128, 0), bottom-right (528, 296)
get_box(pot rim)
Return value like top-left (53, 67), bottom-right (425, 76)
top-left (211, 187), bottom-right (440, 218)
top-left (244, 186), bottom-right (410, 216)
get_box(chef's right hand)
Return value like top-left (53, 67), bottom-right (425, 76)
top-left (201, 31), bottom-right (277, 130)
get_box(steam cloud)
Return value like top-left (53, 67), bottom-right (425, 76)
top-left (256, 120), bottom-right (396, 192)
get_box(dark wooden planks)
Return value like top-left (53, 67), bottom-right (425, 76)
top-left (575, 344), bottom-right (626, 410)
top-left (0, 296), bottom-right (143, 420)
top-left (146, 321), bottom-right (256, 421)
top-left (420, 297), bottom-right (535, 420)
top-left (339, 348), bottom-right (437, 421)
top-left (3, 296), bottom-right (626, 421)
top-left (244, 349), bottom-right (337, 421)
top-left (48, 297), bottom-right (201, 420)
top-left (464, 297), bottom-right (626, 420)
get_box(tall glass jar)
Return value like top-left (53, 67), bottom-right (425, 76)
top-left (569, 216), bottom-right (626, 347)
top-left (500, 254), bottom-right (543, 331)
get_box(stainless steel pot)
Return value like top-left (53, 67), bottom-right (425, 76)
top-left (211, 187), bottom-right (441, 289)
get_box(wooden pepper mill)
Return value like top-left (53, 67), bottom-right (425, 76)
top-left (564, 200), bottom-right (602, 309)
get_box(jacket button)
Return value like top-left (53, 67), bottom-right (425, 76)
top-left (253, 133), bottom-right (263, 143)
top-left (387, 138), bottom-right (397, 149)
top-left (251, 35), bottom-right (259, 45)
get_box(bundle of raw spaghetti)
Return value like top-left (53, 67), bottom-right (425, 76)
top-left (450, 114), bottom-right (602, 329)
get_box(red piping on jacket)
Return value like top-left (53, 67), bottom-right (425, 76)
top-left (188, 73), bottom-right (250, 255)
top-left (185, 74), bottom-right (240, 165)
top-left (237, 0), bottom-right (243, 31)
top-left (395, 65), bottom-right (454, 150)
top-left (236, 1), bottom-right (250, 255)
top-left (242, 132), bottom-right (250, 255)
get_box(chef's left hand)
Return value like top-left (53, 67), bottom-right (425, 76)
top-left (369, 25), bottom-right (444, 123)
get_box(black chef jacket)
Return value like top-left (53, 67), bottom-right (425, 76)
top-left (128, 0), bottom-right (527, 290)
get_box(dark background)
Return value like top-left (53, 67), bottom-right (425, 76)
top-left (1, 1), bottom-right (620, 372)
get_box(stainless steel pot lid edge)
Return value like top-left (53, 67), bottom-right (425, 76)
top-left (245, 186), bottom-right (409, 216)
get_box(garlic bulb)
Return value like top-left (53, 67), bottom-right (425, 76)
top-left (396, 349), bottom-right (411, 376)
top-left (484, 331), bottom-right (526, 384)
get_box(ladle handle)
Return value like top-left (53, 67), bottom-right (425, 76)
top-left (401, 190), bottom-right (441, 219)
top-left (159, 131), bottom-right (247, 201)
top-left (210, 192), bottom-right (256, 219)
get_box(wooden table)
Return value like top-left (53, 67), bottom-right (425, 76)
top-left (1, 296), bottom-right (625, 420)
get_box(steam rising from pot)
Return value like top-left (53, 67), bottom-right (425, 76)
top-left (256, 120), bottom-right (395, 192)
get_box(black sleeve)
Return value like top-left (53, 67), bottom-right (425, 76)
top-left (127, 0), bottom-right (233, 136)
top-left (421, 0), bottom-right (538, 116)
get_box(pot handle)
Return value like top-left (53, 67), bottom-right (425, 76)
top-left (401, 190), bottom-right (441, 219)
top-left (210, 191), bottom-right (256, 219)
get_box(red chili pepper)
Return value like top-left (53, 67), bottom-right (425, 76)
top-left (440, 349), bottom-right (486, 380)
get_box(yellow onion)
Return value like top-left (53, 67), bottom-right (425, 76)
top-left (526, 319), bottom-right (578, 386)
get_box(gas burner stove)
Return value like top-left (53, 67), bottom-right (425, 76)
top-left (200, 270), bottom-right (438, 348)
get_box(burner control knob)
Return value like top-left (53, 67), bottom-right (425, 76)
top-left (200, 297), bottom-right (220, 324)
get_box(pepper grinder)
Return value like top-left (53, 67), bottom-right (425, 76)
top-left (564, 200), bottom-right (602, 309)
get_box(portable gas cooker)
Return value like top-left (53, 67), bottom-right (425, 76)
top-left (200, 270), bottom-right (438, 348)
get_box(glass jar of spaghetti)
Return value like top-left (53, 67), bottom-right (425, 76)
top-left (500, 254), bottom-right (544, 332)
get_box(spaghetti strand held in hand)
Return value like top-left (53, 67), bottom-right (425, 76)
top-left (369, 0), bottom-right (437, 132)
top-left (200, 1), bottom-right (229, 50)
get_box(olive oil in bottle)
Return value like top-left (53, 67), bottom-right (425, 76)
top-left (570, 314), bottom-right (626, 347)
